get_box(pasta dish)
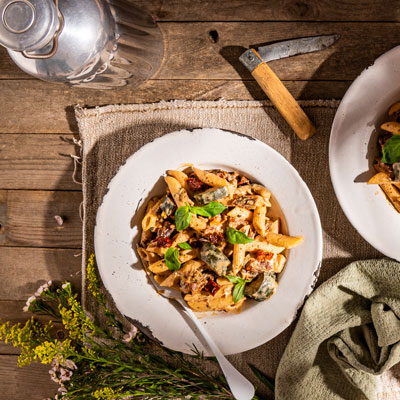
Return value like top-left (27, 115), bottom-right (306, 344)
top-left (368, 102), bottom-right (400, 213)
top-left (137, 166), bottom-right (304, 312)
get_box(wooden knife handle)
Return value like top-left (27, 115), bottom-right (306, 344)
top-left (251, 54), bottom-right (316, 141)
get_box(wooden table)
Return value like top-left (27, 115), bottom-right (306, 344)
top-left (0, 1), bottom-right (399, 398)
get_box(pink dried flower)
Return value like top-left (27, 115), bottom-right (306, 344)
top-left (122, 324), bottom-right (138, 343)
top-left (54, 215), bottom-right (64, 226)
top-left (34, 281), bottom-right (52, 297)
top-left (23, 295), bottom-right (36, 312)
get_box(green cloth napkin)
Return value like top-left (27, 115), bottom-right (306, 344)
top-left (275, 258), bottom-right (400, 400)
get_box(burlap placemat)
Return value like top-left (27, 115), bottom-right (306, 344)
top-left (74, 99), bottom-right (399, 399)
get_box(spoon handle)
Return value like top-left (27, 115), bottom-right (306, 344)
top-left (179, 301), bottom-right (255, 400)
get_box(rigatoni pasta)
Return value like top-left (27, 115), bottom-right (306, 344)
top-left (137, 166), bottom-right (304, 312)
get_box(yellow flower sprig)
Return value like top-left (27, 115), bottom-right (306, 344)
top-left (33, 338), bottom-right (75, 365)
top-left (87, 253), bottom-right (103, 304)
top-left (0, 317), bottom-right (53, 367)
top-left (58, 282), bottom-right (96, 342)
top-left (92, 387), bottom-right (122, 400)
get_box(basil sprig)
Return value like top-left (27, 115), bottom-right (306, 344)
top-left (178, 242), bottom-right (192, 250)
top-left (175, 201), bottom-right (227, 231)
top-left (225, 227), bottom-right (254, 244)
top-left (225, 275), bottom-right (251, 303)
top-left (164, 247), bottom-right (181, 271)
top-left (382, 135), bottom-right (400, 164)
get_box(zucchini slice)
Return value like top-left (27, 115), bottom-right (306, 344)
top-left (160, 195), bottom-right (176, 216)
top-left (200, 242), bottom-right (231, 276)
top-left (194, 186), bottom-right (228, 205)
top-left (245, 272), bottom-right (277, 301)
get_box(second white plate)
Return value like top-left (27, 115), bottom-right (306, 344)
top-left (330, 46), bottom-right (400, 261)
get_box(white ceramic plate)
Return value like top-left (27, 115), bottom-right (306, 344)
top-left (95, 128), bottom-right (322, 355)
top-left (330, 46), bottom-right (400, 261)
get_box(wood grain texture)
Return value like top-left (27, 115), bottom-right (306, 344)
top-left (153, 22), bottom-right (399, 80)
top-left (0, 247), bottom-right (81, 300)
top-left (0, 80), bottom-right (348, 134)
top-left (0, 191), bottom-right (82, 248)
top-left (0, 355), bottom-right (58, 399)
top-left (0, 134), bottom-right (80, 190)
top-left (1, 22), bottom-right (399, 80)
top-left (132, 0), bottom-right (400, 22)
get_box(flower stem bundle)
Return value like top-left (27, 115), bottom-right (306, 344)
top-left (0, 255), bottom-right (248, 400)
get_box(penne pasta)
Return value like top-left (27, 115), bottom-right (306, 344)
top-left (369, 103), bottom-right (400, 213)
top-left (265, 232), bottom-right (304, 249)
top-left (141, 197), bottom-right (162, 231)
top-left (253, 205), bottom-right (267, 236)
top-left (245, 239), bottom-right (285, 254)
top-left (164, 176), bottom-right (193, 207)
top-left (227, 206), bottom-right (253, 221)
top-left (167, 170), bottom-right (190, 191)
top-left (193, 167), bottom-right (228, 187)
top-left (232, 243), bottom-right (246, 274)
top-left (138, 166), bottom-right (304, 312)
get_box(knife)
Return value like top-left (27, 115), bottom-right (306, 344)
top-left (239, 34), bottom-right (340, 141)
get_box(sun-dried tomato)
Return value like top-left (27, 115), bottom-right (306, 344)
top-left (157, 222), bottom-right (175, 238)
top-left (255, 250), bottom-right (274, 262)
top-left (204, 279), bottom-right (219, 296)
top-left (187, 177), bottom-right (206, 191)
top-left (237, 176), bottom-right (250, 186)
top-left (156, 236), bottom-right (172, 248)
top-left (207, 232), bottom-right (224, 245)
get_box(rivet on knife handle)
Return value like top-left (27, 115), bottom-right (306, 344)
top-left (241, 48), bottom-right (316, 141)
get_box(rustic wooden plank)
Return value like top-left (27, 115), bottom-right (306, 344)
top-left (133, 0), bottom-right (400, 22)
top-left (0, 191), bottom-right (82, 248)
top-left (0, 79), bottom-right (348, 134)
top-left (0, 134), bottom-right (80, 190)
top-left (154, 22), bottom-right (400, 80)
top-left (0, 247), bottom-right (81, 300)
top-left (1, 22), bottom-right (399, 80)
top-left (0, 355), bottom-right (58, 399)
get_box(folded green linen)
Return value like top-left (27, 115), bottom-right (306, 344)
top-left (275, 258), bottom-right (400, 400)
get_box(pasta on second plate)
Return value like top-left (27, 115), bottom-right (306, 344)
top-left (137, 166), bottom-right (304, 312)
top-left (368, 102), bottom-right (400, 213)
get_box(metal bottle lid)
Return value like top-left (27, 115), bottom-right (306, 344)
top-left (0, 0), bottom-right (59, 52)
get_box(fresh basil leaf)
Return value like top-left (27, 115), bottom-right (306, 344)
top-left (382, 135), bottom-right (400, 164)
top-left (189, 206), bottom-right (212, 218)
top-left (164, 247), bottom-right (181, 271)
top-left (225, 227), bottom-right (255, 244)
top-left (225, 275), bottom-right (242, 284)
top-left (175, 206), bottom-right (192, 231)
top-left (178, 242), bottom-right (192, 250)
top-left (225, 275), bottom-right (251, 285)
top-left (232, 282), bottom-right (246, 303)
top-left (201, 201), bottom-right (227, 217)
top-left (190, 201), bottom-right (227, 218)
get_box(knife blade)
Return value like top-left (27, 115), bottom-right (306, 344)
top-left (239, 34), bottom-right (340, 140)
